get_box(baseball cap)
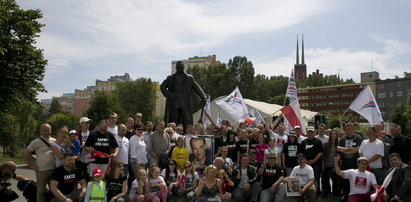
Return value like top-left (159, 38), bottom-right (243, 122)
top-left (69, 130), bottom-right (77, 135)
top-left (306, 126), bottom-right (315, 132)
top-left (249, 149), bottom-right (256, 154)
top-left (92, 168), bottom-right (103, 176)
top-left (79, 117), bottom-right (91, 124)
top-left (289, 131), bottom-right (297, 137)
top-left (294, 125), bottom-right (301, 129)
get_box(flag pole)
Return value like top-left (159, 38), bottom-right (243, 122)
top-left (338, 107), bottom-right (350, 120)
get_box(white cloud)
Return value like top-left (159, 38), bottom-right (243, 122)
top-left (254, 35), bottom-right (410, 82)
top-left (27, 0), bottom-right (331, 60)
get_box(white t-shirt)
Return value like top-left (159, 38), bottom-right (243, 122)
top-left (51, 141), bottom-right (70, 167)
top-left (239, 168), bottom-right (249, 188)
top-left (114, 134), bottom-right (129, 165)
top-left (316, 134), bottom-right (329, 145)
top-left (270, 132), bottom-right (288, 152)
top-left (343, 169), bottom-right (376, 195)
top-left (298, 136), bottom-right (307, 144)
top-left (290, 164), bottom-right (315, 186)
top-left (358, 139), bottom-right (384, 169)
top-left (129, 179), bottom-right (143, 200)
top-left (27, 137), bottom-right (56, 171)
top-left (107, 125), bottom-right (118, 136)
top-left (161, 169), bottom-right (180, 184)
top-left (181, 171), bottom-right (199, 188)
top-left (149, 176), bottom-right (165, 193)
top-left (129, 135), bottom-right (148, 164)
top-left (80, 131), bottom-right (90, 163)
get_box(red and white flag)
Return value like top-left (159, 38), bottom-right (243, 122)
top-left (281, 70), bottom-right (306, 134)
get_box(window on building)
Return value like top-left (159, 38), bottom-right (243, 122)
top-left (378, 93), bottom-right (386, 98)
top-left (397, 101), bottom-right (402, 105)
top-left (380, 102), bottom-right (385, 107)
top-left (379, 83), bottom-right (385, 89)
top-left (390, 92), bottom-right (394, 97)
top-left (381, 111), bottom-right (386, 117)
top-left (397, 82), bottom-right (401, 87)
top-left (397, 91), bottom-right (403, 97)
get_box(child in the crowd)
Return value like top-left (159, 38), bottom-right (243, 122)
top-left (148, 166), bottom-right (168, 202)
top-left (130, 168), bottom-right (150, 202)
top-left (171, 137), bottom-right (189, 173)
top-left (85, 168), bottom-right (106, 202)
top-left (176, 161), bottom-right (199, 200)
top-left (217, 169), bottom-right (234, 202)
top-left (69, 130), bottom-right (80, 159)
top-left (161, 160), bottom-right (180, 197)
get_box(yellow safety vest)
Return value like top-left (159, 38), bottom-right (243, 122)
top-left (88, 181), bottom-right (106, 202)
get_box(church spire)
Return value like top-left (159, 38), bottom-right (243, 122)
top-left (302, 34), bottom-right (305, 65)
top-left (296, 35), bottom-right (299, 65)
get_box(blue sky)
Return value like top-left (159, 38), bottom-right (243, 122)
top-left (16, 0), bottom-right (411, 100)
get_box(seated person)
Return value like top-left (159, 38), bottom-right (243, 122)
top-left (232, 153), bottom-right (259, 202)
top-left (285, 154), bottom-right (316, 202)
top-left (50, 153), bottom-right (87, 202)
top-left (259, 153), bottom-right (286, 202)
top-left (0, 161), bottom-right (29, 201)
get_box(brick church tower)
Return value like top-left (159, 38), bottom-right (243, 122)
top-left (294, 35), bottom-right (307, 82)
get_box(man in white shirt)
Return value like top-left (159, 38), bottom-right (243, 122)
top-left (335, 155), bottom-right (378, 202)
top-left (359, 126), bottom-right (384, 185)
top-left (114, 124), bottom-right (130, 176)
top-left (315, 124), bottom-right (329, 145)
top-left (286, 154), bottom-right (316, 202)
top-left (107, 112), bottom-right (118, 135)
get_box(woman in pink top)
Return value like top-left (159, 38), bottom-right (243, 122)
top-left (252, 133), bottom-right (269, 162)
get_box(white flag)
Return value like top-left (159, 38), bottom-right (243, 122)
top-left (202, 97), bottom-right (211, 128)
top-left (349, 85), bottom-right (384, 125)
top-left (216, 87), bottom-right (249, 122)
top-left (249, 108), bottom-right (264, 124)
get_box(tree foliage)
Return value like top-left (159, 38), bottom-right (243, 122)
top-left (49, 98), bottom-right (62, 114)
top-left (86, 91), bottom-right (126, 128)
top-left (0, 0), bottom-right (47, 113)
top-left (298, 74), bottom-right (354, 88)
top-left (114, 78), bottom-right (156, 121)
top-left (46, 112), bottom-right (80, 135)
top-left (391, 93), bottom-right (411, 135)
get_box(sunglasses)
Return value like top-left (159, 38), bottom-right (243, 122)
top-left (137, 128), bottom-right (144, 131)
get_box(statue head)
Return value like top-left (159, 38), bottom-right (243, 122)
top-left (176, 61), bottom-right (184, 73)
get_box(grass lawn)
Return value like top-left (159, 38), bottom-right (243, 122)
top-left (0, 155), bottom-right (26, 164)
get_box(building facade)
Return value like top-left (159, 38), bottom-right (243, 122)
top-left (375, 72), bottom-right (411, 121)
top-left (171, 55), bottom-right (220, 73)
top-left (298, 83), bottom-right (376, 120)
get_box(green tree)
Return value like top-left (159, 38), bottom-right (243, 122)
top-left (114, 78), bottom-right (156, 121)
top-left (0, 0), bottom-right (47, 113)
top-left (268, 94), bottom-right (286, 105)
top-left (391, 93), bottom-right (411, 135)
top-left (86, 91), bottom-right (125, 128)
top-left (49, 98), bottom-right (62, 114)
top-left (46, 112), bottom-right (79, 135)
top-left (227, 56), bottom-right (255, 98)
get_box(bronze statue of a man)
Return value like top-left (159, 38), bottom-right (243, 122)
top-left (160, 61), bottom-right (207, 127)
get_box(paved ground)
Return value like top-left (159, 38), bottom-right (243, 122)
top-left (11, 164), bottom-right (341, 202)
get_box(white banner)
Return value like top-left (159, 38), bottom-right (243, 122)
top-left (349, 85), bottom-right (384, 125)
top-left (216, 87), bottom-right (249, 122)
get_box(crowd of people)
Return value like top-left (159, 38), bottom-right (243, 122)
top-left (1, 112), bottom-right (411, 202)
